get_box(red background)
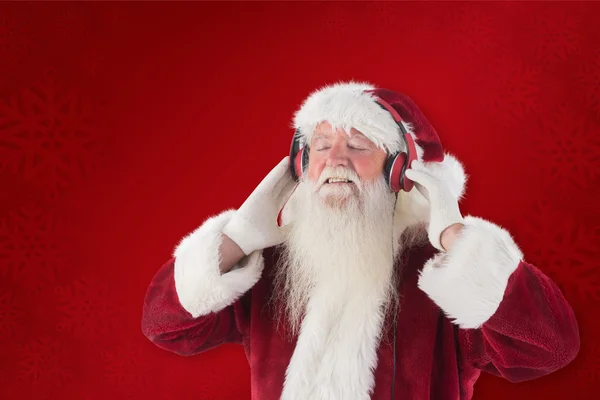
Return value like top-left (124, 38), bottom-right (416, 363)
top-left (1, 1), bottom-right (599, 399)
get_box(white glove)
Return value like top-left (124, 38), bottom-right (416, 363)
top-left (222, 156), bottom-right (297, 255)
top-left (404, 159), bottom-right (464, 251)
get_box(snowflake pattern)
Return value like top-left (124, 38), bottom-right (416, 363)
top-left (15, 336), bottom-right (73, 388)
top-left (519, 199), bottom-right (600, 305)
top-left (473, 54), bottom-right (543, 123)
top-left (447, 5), bottom-right (496, 56)
top-left (523, 104), bottom-right (600, 193)
top-left (0, 204), bottom-right (74, 291)
top-left (100, 340), bottom-right (158, 397)
top-left (0, 67), bottom-right (105, 201)
top-left (55, 276), bottom-right (117, 343)
top-left (527, 11), bottom-right (582, 65)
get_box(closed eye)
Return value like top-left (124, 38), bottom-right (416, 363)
top-left (349, 145), bottom-right (367, 151)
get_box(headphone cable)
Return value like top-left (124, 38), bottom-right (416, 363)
top-left (390, 192), bottom-right (399, 400)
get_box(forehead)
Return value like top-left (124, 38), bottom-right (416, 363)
top-left (313, 121), bottom-right (369, 140)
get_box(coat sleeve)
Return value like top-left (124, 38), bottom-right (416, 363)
top-left (417, 215), bottom-right (580, 382)
top-left (141, 210), bottom-right (264, 356)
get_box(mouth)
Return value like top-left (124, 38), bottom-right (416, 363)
top-left (325, 177), bottom-right (353, 184)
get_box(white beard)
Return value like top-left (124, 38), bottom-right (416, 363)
top-left (274, 167), bottom-right (401, 336)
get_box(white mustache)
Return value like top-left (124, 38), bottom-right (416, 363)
top-left (316, 166), bottom-right (361, 187)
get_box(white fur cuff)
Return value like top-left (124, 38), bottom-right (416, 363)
top-left (173, 210), bottom-right (264, 318)
top-left (417, 216), bottom-right (524, 329)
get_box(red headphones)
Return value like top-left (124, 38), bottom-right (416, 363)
top-left (288, 95), bottom-right (418, 193)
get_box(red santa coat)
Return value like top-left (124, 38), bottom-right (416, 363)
top-left (141, 209), bottom-right (580, 400)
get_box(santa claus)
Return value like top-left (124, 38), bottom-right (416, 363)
top-left (141, 82), bottom-right (580, 400)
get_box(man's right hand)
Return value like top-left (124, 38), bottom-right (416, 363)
top-left (222, 156), bottom-right (297, 256)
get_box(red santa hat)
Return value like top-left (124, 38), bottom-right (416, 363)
top-left (292, 81), bottom-right (467, 200)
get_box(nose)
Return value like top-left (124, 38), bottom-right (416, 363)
top-left (325, 137), bottom-right (349, 168)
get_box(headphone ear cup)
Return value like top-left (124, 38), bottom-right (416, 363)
top-left (300, 146), bottom-right (309, 178)
top-left (289, 131), bottom-right (303, 181)
top-left (290, 144), bottom-right (309, 181)
top-left (401, 156), bottom-right (415, 192)
top-left (292, 145), bottom-right (309, 180)
top-left (294, 146), bottom-right (306, 180)
top-left (384, 152), bottom-right (407, 192)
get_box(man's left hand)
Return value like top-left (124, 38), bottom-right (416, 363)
top-left (404, 160), bottom-right (464, 251)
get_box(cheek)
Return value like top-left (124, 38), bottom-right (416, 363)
top-left (306, 154), bottom-right (325, 181)
top-left (355, 153), bottom-right (387, 180)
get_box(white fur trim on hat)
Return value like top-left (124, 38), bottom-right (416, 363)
top-left (293, 81), bottom-right (410, 154)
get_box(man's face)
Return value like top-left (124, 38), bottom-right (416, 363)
top-left (306, 122), bottom-right (388, 206)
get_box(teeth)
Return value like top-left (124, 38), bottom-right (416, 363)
top-left (327, 178), bottom-right (350, 183)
